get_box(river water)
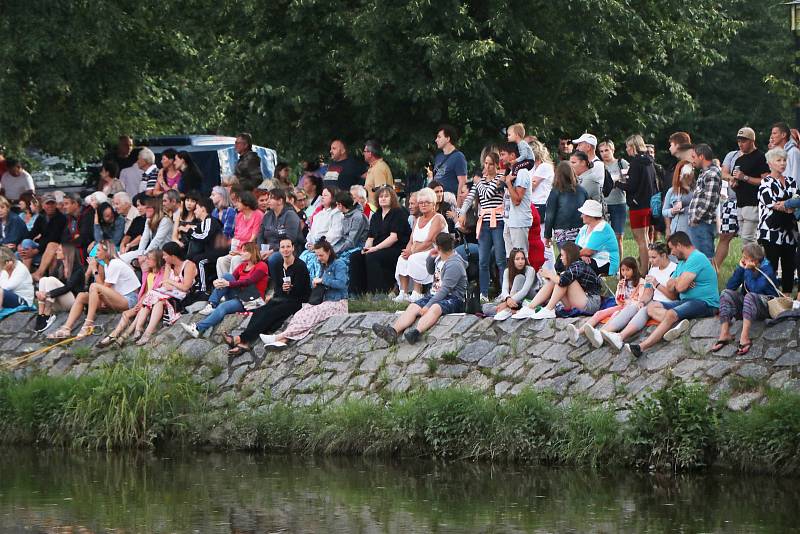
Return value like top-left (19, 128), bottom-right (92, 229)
top-left (0, 448), bottom-right (796, 533)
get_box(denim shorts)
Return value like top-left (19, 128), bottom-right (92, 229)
top-left (607, 203), bottom-right (627, 235)
top-left (415, 294), bottom-right (465, 315)
top-left (124, 291), bottom-right (139, 309)
top-left (660, 299), bottom-right (717, 320)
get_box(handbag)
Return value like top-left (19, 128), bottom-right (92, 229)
top-left (233, 284), bottom-right (266, 311)
top-left (754, 268), bottom-right (795, 319)
top-left (308, 284), bottom-right (326, 305)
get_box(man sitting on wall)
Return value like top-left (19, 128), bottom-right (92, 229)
top-left (372, 232), bottom-right (467, 345)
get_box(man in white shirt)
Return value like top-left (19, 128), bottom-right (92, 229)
top-left (119, 163), bottom-right (143, 198)
top-left (112, 191), bottom-right (140, 233)
top-left (0, 158), bottom-right (35, 202)
top-left (572, 133), bottom-right (605, 206)
top-left (769, 122), bottom-right (800, 180)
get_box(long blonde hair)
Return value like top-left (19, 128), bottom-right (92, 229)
top-left (145, 197), bottom-right (165, 232)
top-left (531, 139), bottom-right (553, 164)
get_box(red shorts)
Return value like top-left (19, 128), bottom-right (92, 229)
top-left (629, 208), bottom-right (651, 229)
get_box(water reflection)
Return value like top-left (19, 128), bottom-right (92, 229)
top-left (0, 448), bottom-right (797, 533)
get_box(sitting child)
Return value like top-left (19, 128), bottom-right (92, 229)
top-left (372, 232), bottom-right (467, 345)
top-left (565, 256), bottom-right (644, 347)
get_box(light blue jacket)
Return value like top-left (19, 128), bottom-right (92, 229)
top-left (663, 189), bottom-right (693, 235)
top-left (319, 258), bottom-right (348, 301)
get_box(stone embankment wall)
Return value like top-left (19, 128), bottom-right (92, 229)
top-left (2, 309), bottom-right (800, 414)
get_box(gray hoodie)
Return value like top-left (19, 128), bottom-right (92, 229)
top-left (425, 252), bottom-right (468, 307)
top-left (333, 206), bottom-right (369, 253)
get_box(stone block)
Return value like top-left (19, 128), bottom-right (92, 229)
top-left (525, 361), bottom-right (554, 383)
top-left (293, 394), bottom-right (319, 406)
top-left (500, 358), bottom-right (525, 378)
top-left (543, 360), bottom-right (579, 379)
top-left (458, 340), bottom-right (495, 363)
top-left (462, 370), bottom-right (493, 392)
top-left (271, 376), bottom-right (298, 398)
top-left (407, 361), bottom-right (430, 375)
top-left (242, 368), bottom-right (270, 389)
top-left (317, 313), bottom-right (352, 335)
top-left (426, 377), bottom-right (453, 390)
top-left (706, 361), bottom-right (737, 379)
top-left (609, 351), bottom-right (633, 373)
top-left (321, 360), bottom-right (357, 373)
top-left (90, 352), bottom-right (116, 369)
top-left (478, 345), bottom-right (509, 368)
top-left (47, 355), bottom-right (74, 376)
top-left (294, 357), bottom-right (320, 377)
top-left (569, 373), bottom-right (596, 395)
top-left (360, 350), bottom-right (387, 372)
top-left (633, 374), bottom-right (668, 400)
top-left (737, 363), bottom-right (768, 380)
top-left (438, 364), bottom-right (469, 379)
top-left (0, 312), bottom-right (34, 335)
top-left (395, 343), bottom-right (423, 364)
top-left (349, 374), bottom-right (372, 390)
top-left (1, 337), bottom-right (22, 352)
top-left (494, 381), bottom-right (513, 396)
top-left (727, 391), bottom-right (763, 411)
top-left (768, 370), bottom-right (792, 389)
top-left (179, 339), bottom-right (215, 360)
top-left (328, 371), bottom-right (353, 388)
top-left (763, 321), bottom-right (796, 342)
top-left (689, 318), bottom-right (719, 338)
top-left (775, 351), bottom-right (800, 367)
top-left (421, 340), bottom-right (461, 361)
top-left (672, 359), bottom-right (706, 380)
top-left (452, 314), bottom-right (480, 335)
top-left (542, 342), bottom-right (573, 362)
top-left (70, 363), bottom-right (90, 378)
top-left (764, 347), bottom-right (783, 361)
top-left (638, 345), bottom-right (683, 371)
top-left (588, 374), bottom-right (616, 400)
top-left (527, 341), bottom-right (552, 357)
top-left (387, 376), bottom-right (412, 394)
top-left (582, 347), bottom-right (612, 372)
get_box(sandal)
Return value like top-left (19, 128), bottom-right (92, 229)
top-left (47, 326), bottom-right (72, 340)
top-left (222, 332), bottom-right (237, 348)
top-left (75, 321), bottom-right (95, 339)
top-left (710, 338), bottom-right (732, 352)
top-left (228, 344), bottom-right (251, 356)
top-left (135, 332), bottom-right (153, 346)
top-left (736, 342), bottom-right (752, 356)
top-left (97, 335), bottom-right (117, 348)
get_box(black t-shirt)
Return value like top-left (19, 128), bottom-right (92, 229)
top-left (368, 207), bottom-right (411, 248)
top-left (734, 149), bottom-right (770, 207)
top-left (125, 215), bottom-right (146, 239)
top-left (30, 211), bottom-right (67, 249)
top-left (324, 157), bottom-right (368, 189)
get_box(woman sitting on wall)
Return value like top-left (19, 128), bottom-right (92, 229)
top-left (33, 244), bottom-right (85, 333)
top-left (261, 239), bottom-right (348, 349)
top-left (482, 248), bottom-right (537, 320)
top-left (711, 243), bottom-right (780, 356)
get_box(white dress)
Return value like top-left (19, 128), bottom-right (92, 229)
top-left (395, 215), bottom-right (436, 285)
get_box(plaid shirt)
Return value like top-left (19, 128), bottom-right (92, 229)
top-left (559, 259), bottom-right (602, 295)
top-left (688, 164), bottom-right (721, 225)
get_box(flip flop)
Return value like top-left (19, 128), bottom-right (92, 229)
top-left (228, 344), bottom-right (251, 356)
top-left (736, 342), bottom-right (752, 355)
top-left (710, 338), bottom-right (732, 352)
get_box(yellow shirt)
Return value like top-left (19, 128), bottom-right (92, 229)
top-left (365, 159), bottom-right (393, 207)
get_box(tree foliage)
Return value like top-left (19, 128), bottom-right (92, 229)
top-left (0, 0), bottom-right (796, 166)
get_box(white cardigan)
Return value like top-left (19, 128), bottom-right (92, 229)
top-left (306, 207), bottom-right (343, 247)
top-left (0, 260), bottom-right (34, 305)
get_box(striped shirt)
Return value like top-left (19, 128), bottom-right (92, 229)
top-left (459, 175), bottom-right (504, 222)
top-left (758, 174), bottom-right (797, 246)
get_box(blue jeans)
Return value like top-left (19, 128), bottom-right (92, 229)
top-left (660, 298), bottom-right (717, 320)
top-left (477, 221), bottom-right (506, 296)
top-left (687, 222), bottom-right (715, 259)
top-left (607, 204), bottom-right (627, 235)
top-left (197, 273), bottom-right (244, 331)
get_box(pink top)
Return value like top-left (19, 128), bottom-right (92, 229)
top-left (166, 170), bottom-right (182, 189)
top-left (232, 209), bottom-right (264, 250)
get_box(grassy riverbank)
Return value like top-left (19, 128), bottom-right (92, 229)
top-left (1, 356), bottom-right (798, 474)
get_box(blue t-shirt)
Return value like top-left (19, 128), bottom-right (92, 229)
top-left (672, 249), bottom-right (720, 308)
top-left (576, 221), bottom-right (619, 274)
top-left (433, 150), bottom-right (468, 195)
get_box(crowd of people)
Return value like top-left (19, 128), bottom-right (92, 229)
top-left (0, 121), bottom-right (798, 358)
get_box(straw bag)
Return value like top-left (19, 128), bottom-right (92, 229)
top-left (755, 268), bottom-right (795, 319)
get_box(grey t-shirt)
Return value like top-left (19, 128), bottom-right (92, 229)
top-left (604, 159), bottom-right (629, 205)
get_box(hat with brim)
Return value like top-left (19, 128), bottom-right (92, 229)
top-left (572, 133), bottom-right (598, 147)
top-left (736, 127), bottom-right (756, 142)
top-left (578, 199), bottom-right (604, 218)
top-left (41, 194), bottom-right (57, 204)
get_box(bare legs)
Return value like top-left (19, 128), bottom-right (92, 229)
top-left (631, 226), bottom-right (650, 270)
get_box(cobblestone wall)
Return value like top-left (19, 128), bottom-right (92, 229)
top-left (3, 310), bottom-right (799, 416)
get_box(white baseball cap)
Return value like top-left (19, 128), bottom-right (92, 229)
top-left (572, 133), bottom-right (598, 147)
top-left (577, 199), bottom-right (604, 218)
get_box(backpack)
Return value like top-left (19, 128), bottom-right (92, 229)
top-left (463, 246), bottom-right (481, 314)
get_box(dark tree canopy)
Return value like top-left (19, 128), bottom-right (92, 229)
top-left (0, 0), bottom-right (796, 169)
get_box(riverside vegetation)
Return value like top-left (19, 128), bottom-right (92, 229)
top-left (1, 353), bottom-right (799, 475)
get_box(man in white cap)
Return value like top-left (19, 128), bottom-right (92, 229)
top-left (572, 133), bottom-right (606, 208)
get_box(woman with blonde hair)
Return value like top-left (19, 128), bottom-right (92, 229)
top-left (612, 134), bottom-right (654, 268)
top-left (33, 244), bottom-right (84, 333)
top-left (119, 196), bottom-right (173, 265)
top-left (394, 187), bottom-right (447, 302)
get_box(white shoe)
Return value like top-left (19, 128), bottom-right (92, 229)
top-left (601, 331), bottom-right (624, 351)
top-left (180, 322), bottom-right (200, 339)
top-left (392, 292), bottom-right (408, 303)
top-left (407, 291), bottom-right (423, 303)
top-left (512, 307), bottom-right (536, 319)
top-left (664, 319), bottom-right (690, 342)
top-left (531, 307), bottom-right (556, 320)
top-left (583, 325), bottom-right (603, 348)
top-left (566, 323), bottom-right (581, 343)
top-left (265, 340), bottom-right (287, 349)
top-left (494, 309), bottom-right (514, 321)
top-left (198, 303), bottom-right (214, 316)
top-left (259, 334), bottom-right (277, 345)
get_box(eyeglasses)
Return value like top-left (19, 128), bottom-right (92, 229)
top-left (417, 200), bottom-right (433, 206)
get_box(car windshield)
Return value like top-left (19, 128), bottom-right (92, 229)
top-left (27, 150), bottom-right (87, 189)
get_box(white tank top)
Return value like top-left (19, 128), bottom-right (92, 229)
top-left (412, 215), bottom-right (434, 243)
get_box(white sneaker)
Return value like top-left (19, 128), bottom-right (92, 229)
top-left (392, 292), bottom-right (408, 303)
top-left (180, 322), bottom-right (200, 339)
top-left (494, 309), bottom-right (514, 321)
top-left (407, 291), bottom-right (423, 303)
top-left (531, 307), bottom-right (556, 320)
top-left (198, 303), bottom-right (214, 316)
top-left (265, 340), bottom-right (287, 349)
top-left (566, 323), bottom-right (581, 343)
top-left (583, 325), bottom-right (603, 348)
top-left (664, 319), bottom-right (690, 342)
top-left (259, 334), bottom-right (277, 345)
top-left (601, 331), bottom-right (624, 351)
top-left (512, 307), bottom-right (536, 319)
